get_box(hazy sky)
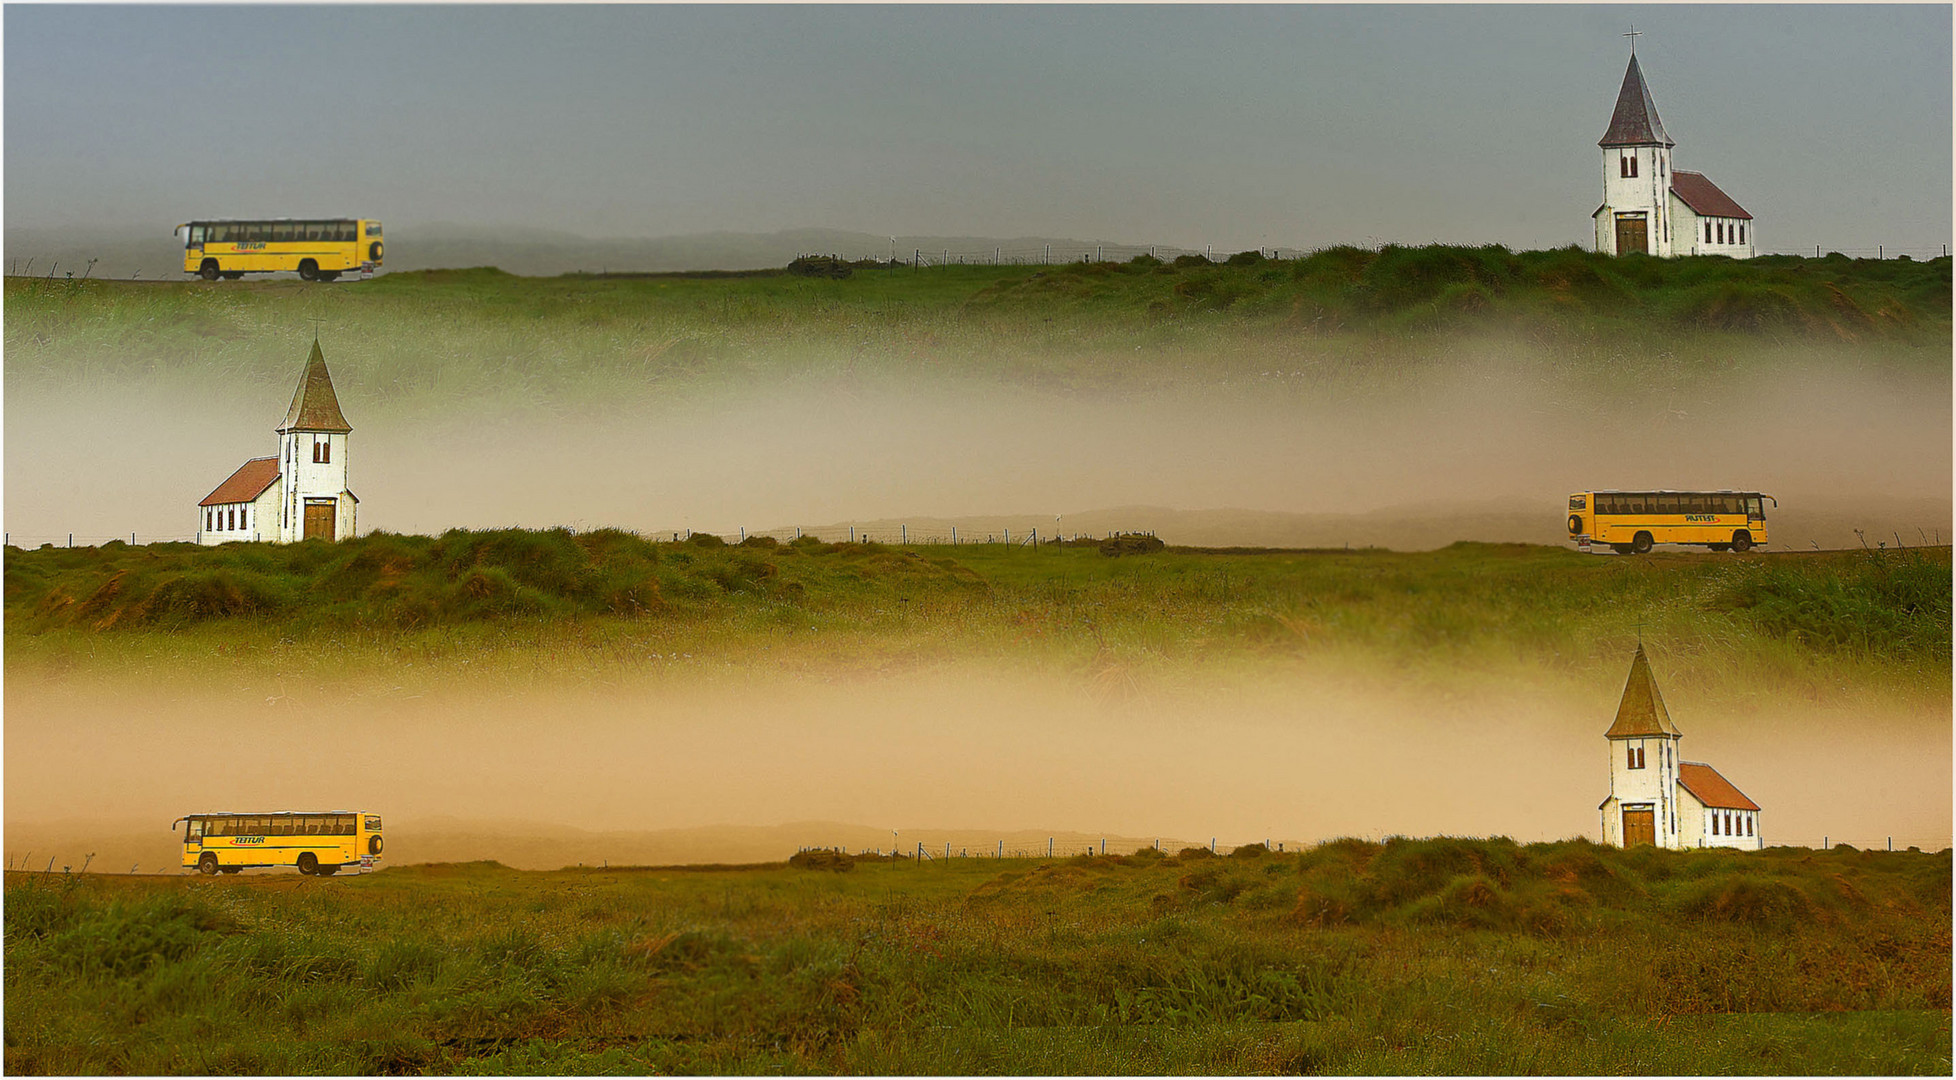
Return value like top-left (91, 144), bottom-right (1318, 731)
top-left (6, 5), bottom-right (1950, 253)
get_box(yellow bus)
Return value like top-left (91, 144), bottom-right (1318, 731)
top-left (177, 219), bottom-right (383, 281)
top-left (174, 811), bottom-right (384, 875)
top-left (1568, 490), bottom-right (1775, 554)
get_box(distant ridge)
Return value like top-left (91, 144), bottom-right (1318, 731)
top-left (3, 223), bottom-right (1151, 279)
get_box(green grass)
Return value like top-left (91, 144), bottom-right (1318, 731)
top-left (6, 840), bottom-right (1948, 1074)
top-left (5, 248), bottom-right (1947, 424)
top-left (6, 536), bottom-right (1947, 701)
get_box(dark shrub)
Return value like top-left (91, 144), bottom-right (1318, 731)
top-left (1171, 254), bottom-right (1210, 269)
top-left (787, 255), bottom-right (853, 279)
top-left (686, 532), bottom-right (727, 548)
top-left (1225, 250), bottom-right (1266, 267)
top-left (788, 850), bottom-right (855, 872)
top-left (1100, 534), bottom-right (1166, 557)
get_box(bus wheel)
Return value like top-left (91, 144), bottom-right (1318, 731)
top-left (297, 260), bottom-right (319, 282)
top-left (199, 261), bottom-right (220, 281)
top-left (297, 852), bottom-right (318, 875)
top-left (198, 853), bottom-right (219, 875)
top-left (1730, 531), bottom-right (1754, 553)
top-left (1630, 532), bottom-right (1654, 555)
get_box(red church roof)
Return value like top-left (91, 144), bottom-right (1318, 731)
top-left (1670, 171), bottom-right (1753, 220)
top-left (1678, 762), bottom-right (1760, 811)
top-left (199, 457), bottom-right (280, 507)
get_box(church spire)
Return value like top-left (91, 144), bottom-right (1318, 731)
top-left (277, 340), bottom-right (353, 434)
top-left (1604, 644), bottom-right (1680, 738)
top-left (1598, 53), bottom-right (1675, 149)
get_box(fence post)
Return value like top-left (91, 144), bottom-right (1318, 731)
top-left (997, 840), bottom-right (1002, 858)
top-left (1048, 837), bottom-right (1053, 858)
top-left (1879, 245), bottom-right (1883, 260)
top-left (901, 524), bottom-right (907, 543)
top-left (68, 534), bottom-right (73, 548)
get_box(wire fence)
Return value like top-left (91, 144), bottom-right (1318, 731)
top-left (1764, 244), bottom-right (1950, 261)
top-left (810, 837), bottom-right (1291, 861)
top-left (3, 525), bottom-right (1156, 550)
top-left (804, 241), bottom-right (1953, 268)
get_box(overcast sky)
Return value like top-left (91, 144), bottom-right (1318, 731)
top-left (6, 4), bottom-right (1949, 253)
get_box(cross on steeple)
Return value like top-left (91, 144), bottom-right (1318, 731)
top-left (1624, 25), bottom-right (1642, 54)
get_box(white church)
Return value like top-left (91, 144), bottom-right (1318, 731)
top-left (1598, 645), bottom-right (1763, 850)
top-left (1593, 49), bottom-right (1755, 258)
top-left (197, 341), bottom-right (358, 544)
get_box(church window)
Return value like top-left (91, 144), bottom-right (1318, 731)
top-left (1738, 223), bottom-right (1745, 245)
top-left (1628, 745), bottom-right (1645, 770)
top-left (1706, 222), bottom-right (1714, 244)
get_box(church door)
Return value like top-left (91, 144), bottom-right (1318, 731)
top-left (304, 500), bottom-right (337, 542)
top-left (1614, 215), bottom-right (1649, 256)
top-left (1622, 807), bottom-right (1656, 847)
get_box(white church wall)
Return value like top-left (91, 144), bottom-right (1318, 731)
top-left (1598, 144), bottom-right (1675, 256)
top-left (280, 431), bottom-right (351, 541)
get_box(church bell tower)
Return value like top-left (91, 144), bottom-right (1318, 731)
top-left (1594, 42), bottom-right (1676, 257)
top-left (276, 340), bottom-right (357, 542)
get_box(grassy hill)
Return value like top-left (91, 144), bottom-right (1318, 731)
top-left (6, 247), bottom-right (1947, 408)
top-left (5, 840), bottom-right (1947, 1073)
top-left (7, 533), bottom-right (1947, 697)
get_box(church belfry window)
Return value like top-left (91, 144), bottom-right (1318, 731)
top-left (1628, 744), bottom-right (1645, 769)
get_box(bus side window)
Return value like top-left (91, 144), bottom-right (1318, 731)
top-left (185, 818), bottom-right (203, 842)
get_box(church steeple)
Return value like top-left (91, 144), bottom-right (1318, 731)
top-left (1599, 53), bottom-right (1675, 148)
top-left (1605, 644), bottom-right (1681, 739)
top-left (277, 340), bottom-right (353, 434)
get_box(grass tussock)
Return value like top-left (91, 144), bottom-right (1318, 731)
top-left (6, 538), bottom-right (1947, 701)
top-left (5, 250), bottom-right (1946, 427)
top-left (5, 840), bottom-right (1948, 1074)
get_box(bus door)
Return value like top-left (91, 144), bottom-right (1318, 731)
top-left (1745, 496), bottom-right (1766, 524)
top-left (183, 816), bottom-right (206, 852)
